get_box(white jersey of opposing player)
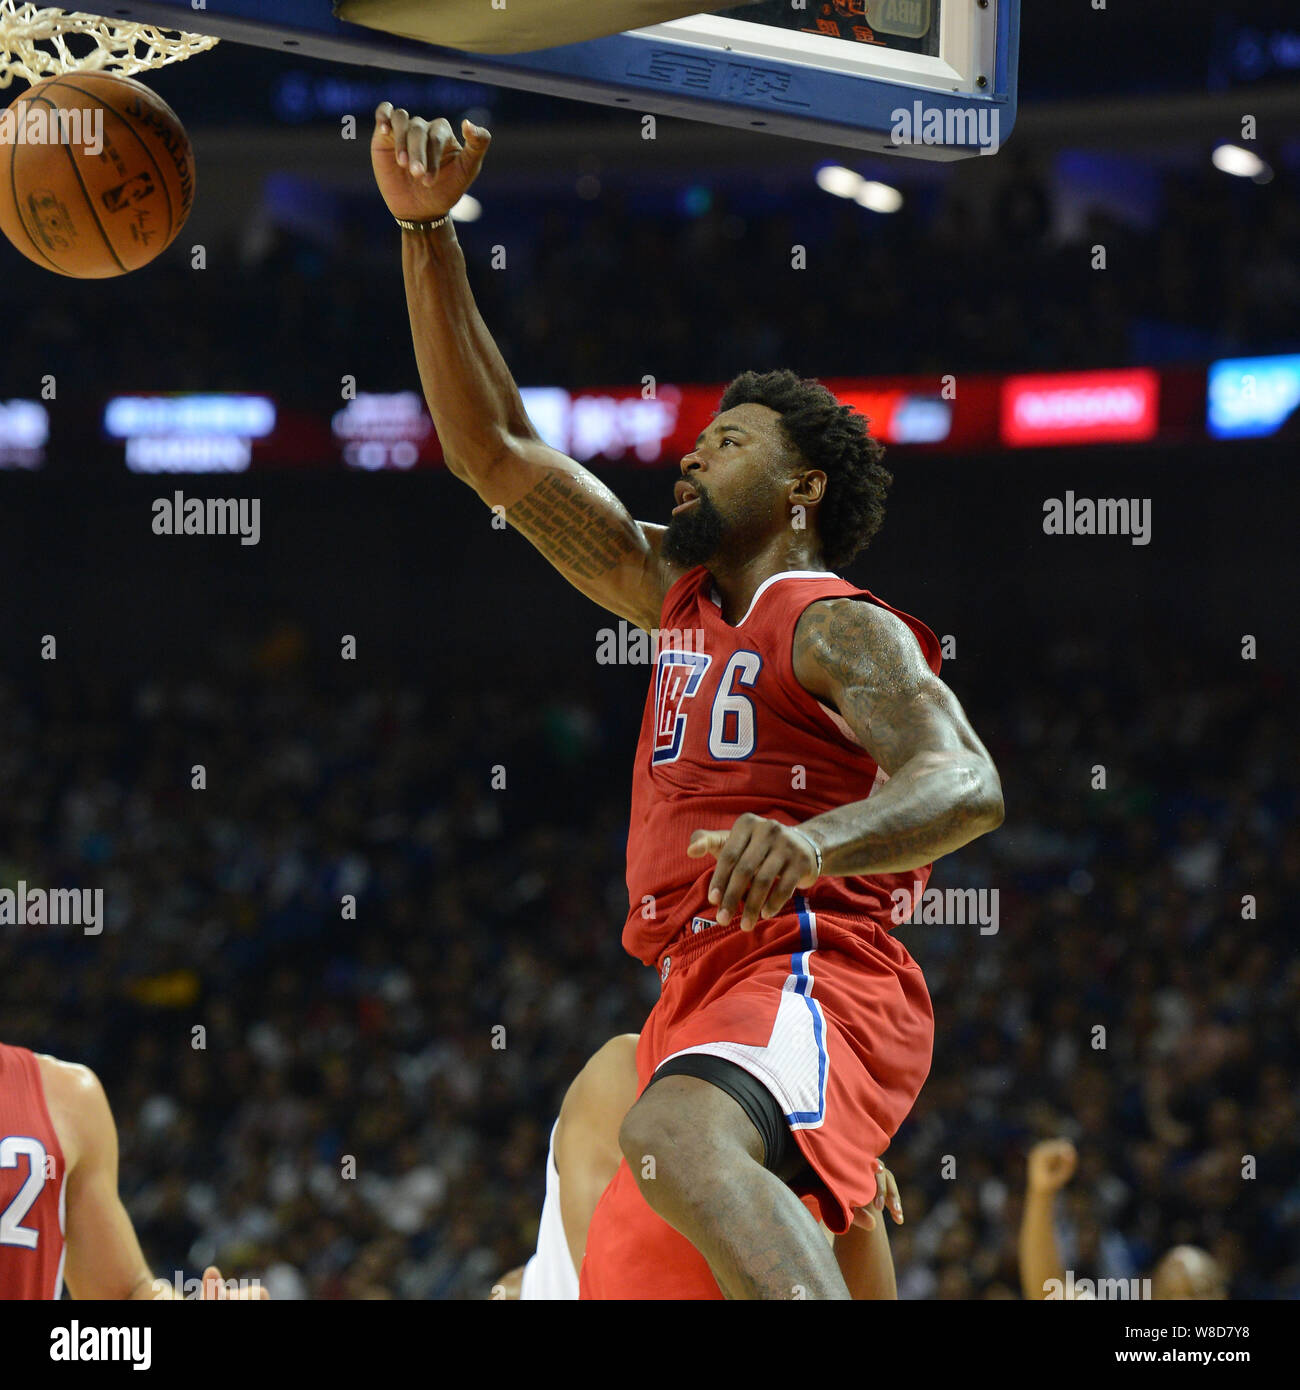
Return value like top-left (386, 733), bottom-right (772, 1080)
top-left (519, 1121), bottom-right (579, 1301)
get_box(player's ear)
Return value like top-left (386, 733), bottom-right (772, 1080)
top-left (790, 470), bottom-right (826, 506)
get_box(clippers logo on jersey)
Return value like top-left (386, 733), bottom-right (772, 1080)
top-left (652, 649), bottom-right (711, 764)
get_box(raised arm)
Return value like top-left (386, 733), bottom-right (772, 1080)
top-left (371, 107), bottom-right (679, 631)
top-left (1019, 1139), bottom-right (1076, 1299)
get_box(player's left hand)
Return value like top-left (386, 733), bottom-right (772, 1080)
top-left (851, 1159), bottom-right (903, 1232)
top-left (688, 814), bottom-right (822, 932)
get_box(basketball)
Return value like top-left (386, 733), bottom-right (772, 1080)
top-left (0, 72), bottom-right (194, 278)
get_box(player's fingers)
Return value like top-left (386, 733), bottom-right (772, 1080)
top-left (687, 829), bottom-right (728, 859)
top-left (374, 101), bottom-right (395, 142)
top-left (717, 824), bottom-right (773, 925)
top-left (755, 860), bottom-right (804, 924)
top-left (705, 823), bottom-right (753, 910)
top-left (851, 1205), bottom-right (877, 1231)
top-left (459, 118), bottom-right (492, 178)
top-left (389, 106), bottom-right (411, 164)
top-left (688, 830), bottom-right (731, 909)
top-left (880, 1164), bottom-right (903, 1222)
top-left (404, 115), bottom-right (433, 178)
top-left (739, 849), bottom-right (787, 932)
top-left (202, 1265), bottom-right (224, 1300)
top-left (872, 1161), bottom-right (886, 1209)
top-left (423, 115), bottom-right (460, 180)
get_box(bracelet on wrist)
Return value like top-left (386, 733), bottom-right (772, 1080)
top-left (395, 214), bottom-right (451, 233)
top-left (790, 827), bottom-right (824, 879)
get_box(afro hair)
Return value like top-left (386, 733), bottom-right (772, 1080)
top-left (717, 369), bottom-right (892, 569)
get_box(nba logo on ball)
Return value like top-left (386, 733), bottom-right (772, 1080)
top-left (102, 172), bottom-right (157, 214)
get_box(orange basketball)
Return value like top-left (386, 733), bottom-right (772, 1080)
top-left (0, 71), bottom-right (195, 278)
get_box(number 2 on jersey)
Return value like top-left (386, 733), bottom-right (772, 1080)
top-left (0, 1136), bottom-right (49, 1250)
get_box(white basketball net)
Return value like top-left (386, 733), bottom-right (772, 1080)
top-left (0, 0), bottom-right (218, 89)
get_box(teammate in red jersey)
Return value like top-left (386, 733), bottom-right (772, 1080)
top-left (373, 109), bottom-right (1004, 1299)
top-left (0, 1042), bottom-right (267, 1300)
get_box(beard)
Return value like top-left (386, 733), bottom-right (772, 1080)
top-left (662, 489), bottom-right (727, 567)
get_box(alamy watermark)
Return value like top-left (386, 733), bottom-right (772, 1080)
top-left (890, 102), bottom-right (1000, 155)
top-left (0, 102), bottom-right (103, 156)
top-left (1044, 1270), bottom-right (1152, 1300)
top-left (596, 620), bottom-right (705, 665)
top-left (152, 1271), bottom-right (264, 1300)
top-left (152, 491), bottom-right (260, 546)
top-left (49, 1323), bottom-right (149, 1370)
top-left (891, 879), bottom-right (998, 934)
top-left (0, 883), bottom-right (102, 934)
top-left (1043, 492), bottom-right (1151, 546)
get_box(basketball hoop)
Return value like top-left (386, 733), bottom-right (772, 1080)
top-left (0, 0), bottom-right (217, 89)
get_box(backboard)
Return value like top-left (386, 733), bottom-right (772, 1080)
top-left (104, 0), bottom-right (1018, 156)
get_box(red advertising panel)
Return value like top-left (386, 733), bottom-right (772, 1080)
top-left (1001, 369), bottom-right (1160, 447)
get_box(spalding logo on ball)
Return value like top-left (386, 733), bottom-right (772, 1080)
top-left (0, 72), bottom-right (195, 278)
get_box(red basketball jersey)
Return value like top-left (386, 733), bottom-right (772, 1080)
top-left (0, 1043), bottom-right (68, 1300)
top-left (623, 567), bottom-right (942, 965)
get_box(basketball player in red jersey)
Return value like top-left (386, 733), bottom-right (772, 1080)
top-left (0, 1042), bottom-right (267, 1299)
top-left (371, 109), bottom-right (1004, 1299)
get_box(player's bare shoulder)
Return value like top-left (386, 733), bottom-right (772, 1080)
top-left (34, 1054), bottom-right (111, 1172)
top-left (793, 596), bottom-right (932, 705)
top-left (792, 596), bottom-right (999, 802)
top-left (35, 1053), bottom-right (102, 1102)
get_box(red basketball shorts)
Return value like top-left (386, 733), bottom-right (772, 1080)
top-left (579, 894), bottom-right (934, 1300)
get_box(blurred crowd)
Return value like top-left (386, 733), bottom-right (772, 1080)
top-left (0, 617), bottom-right (1295, 1299)
top-left (7, 160), bottom-right (1299, 405)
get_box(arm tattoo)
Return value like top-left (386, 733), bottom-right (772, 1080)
top-left (792, 598), bottom-right (1002, 874)
top-left (794, 599), bottom-right (937, 775)
top-left (506, 471), bottom-right (642, 582)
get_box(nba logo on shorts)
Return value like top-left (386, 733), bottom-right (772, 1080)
top-left (660, 956), bottom-right (671, 982)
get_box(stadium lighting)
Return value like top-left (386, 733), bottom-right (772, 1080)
top-left (815, 165), bottom-right (864, 199)
top-left (451, 194), bottom-right (483, 222)
top-left (1211, 144), bottom-right (1271, 181)
top-left (854, 180), bottom-right (904, 214)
